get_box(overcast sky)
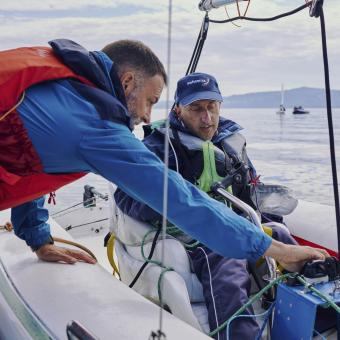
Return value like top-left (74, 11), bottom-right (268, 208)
top-left (0, 0), bottom-right (339, 99)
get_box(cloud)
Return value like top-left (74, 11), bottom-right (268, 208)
top-left (0, 0), bottom-right (339, 96)
top-left (0, 0), bottom-right (167, 11)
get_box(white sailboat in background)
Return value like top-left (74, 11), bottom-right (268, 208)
top-left (276, 83), bottom-right (285, 114)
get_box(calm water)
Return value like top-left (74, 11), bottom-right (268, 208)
top-left (49, 107), bottom-right (340, 214)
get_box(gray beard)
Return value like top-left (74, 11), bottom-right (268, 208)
top-left (126, 89), bottom-right (141, 126)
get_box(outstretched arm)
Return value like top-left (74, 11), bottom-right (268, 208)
top-left (79, 121), bottom-right (272, 261)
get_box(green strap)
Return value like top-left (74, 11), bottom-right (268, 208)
top-left (150, 119), bottom-right (166, 130)
top-left (197, 141), bottom-right (226, 193)
top-left (167, 141), bottom-right (233, 242)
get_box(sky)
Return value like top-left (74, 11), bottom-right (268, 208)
top-left (0, 0), bottom-right (339, 100)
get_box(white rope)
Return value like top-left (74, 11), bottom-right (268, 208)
top-left (167, 133), bottom-right (179, 172)
top-left (158, 0), bottom-right (173, 335)
top-left (197, 246), bottom-right (220, 340)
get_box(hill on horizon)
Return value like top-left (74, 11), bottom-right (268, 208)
top-left (223, 87), bottom-right (340, 108)
top-left (156, 87), bottom-right (340, 108)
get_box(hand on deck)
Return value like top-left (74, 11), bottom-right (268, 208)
top-left (264, 239), bottom-right (329, 272)
top-left (36, 244), bottom-right (97, 264)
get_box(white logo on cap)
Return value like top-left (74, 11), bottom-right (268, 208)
top-left (187, 78), bottom-right (210, 86)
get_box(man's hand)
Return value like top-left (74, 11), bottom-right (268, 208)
top-left (35, 244), bottom-right (97, 264)
top-left (264, 239), bottom-right (329, 272)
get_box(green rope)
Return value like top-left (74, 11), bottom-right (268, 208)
top-left (158, 267), bottom-right (174, 308)
top-left (141, 228), bottom-right (163, 267)
top-left (140, 227), bottom-right (340, 337)
top-left (156, 224), bottom-right (200, 249)
top-left (209, 273), bottom-right (340, 338)
top-left (165, 225), bottom-right (184, 236)
top-left (209, 273), bottom-right (292, 337)
top-left (140, 228), bottom-right (174, 304)
top-left (296, 276), bottom-right (340, 313)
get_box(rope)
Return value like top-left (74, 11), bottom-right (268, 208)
top-left (296, 276), bottom-right (340, 313)
top-left (106, 233), bottom-right (121, 279)
top-left (313, 328), bottom-right (327, 340)
top-left (129, 226), bottom-right (162, 288)
top-left (64, 218), bottom-right (108, 231)
top-left (0, 222), bottom-right (13, 232)
top-left (209, 273), bottom-right (340, 339)
top-left (227, 303), bottom-right (275, 340)
top-left (236, 0), bottom-right (241, 17)
top-left (50, 195), bottom-right (107, 217)
top-left (0, 91), bottom-right (25, 122)
top-left (209, 2), bottom-right (310, 24)
top-left (209, 273), bottom-right (291, 337)
top-left (255, 302), bottom-right (275, 340)
top-left (52, 237), bottom-right (97, 261)
top-left (157, 267), bottom-right (174, 308)
top-left (0, 224), bottom-right (96, 260)
top-left (224, 6), bottom-right (241, 28)
top-left (139, 230), bottom-right (175, 303)
top-left (243, 0), bottom-right (251, 17)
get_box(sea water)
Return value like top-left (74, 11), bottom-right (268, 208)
top-left (49, 107), bottom-right (340, 214)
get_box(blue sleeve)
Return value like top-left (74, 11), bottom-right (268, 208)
top-left (78, 120), bottom-right (272, 261)
top-left (114, 131), bottom-right (169, 223)
top-left (11, 197), bottom-right (51, 248)
top-left (114, 189), bottom-right (162, 223)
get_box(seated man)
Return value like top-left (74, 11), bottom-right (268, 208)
top-left (114, 73), bottom-right (297, 340)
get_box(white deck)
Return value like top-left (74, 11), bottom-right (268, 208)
top-left (0, 209), bottom-right (210, 339)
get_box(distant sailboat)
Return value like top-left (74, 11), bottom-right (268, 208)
top-left (276, 83), bottom-right (285, 114)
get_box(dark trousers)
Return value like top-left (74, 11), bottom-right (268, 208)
top-left (189, 247), bottom-right (258, 340)
top-left (188, 225), bottom-right (297, 340)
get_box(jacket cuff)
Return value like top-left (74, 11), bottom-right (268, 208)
top-left (249, 233), bottom-right (272, 262)
top-left (30, 235), bottom-right (54, 252)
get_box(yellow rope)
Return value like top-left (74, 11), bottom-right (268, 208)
top-left (0, 91), bottom-right (26, 122)
top-left (106, 233), bottom-right (121, 279)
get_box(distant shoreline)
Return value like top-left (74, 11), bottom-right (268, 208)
top-left (155, 87), bottom-right (340, 109)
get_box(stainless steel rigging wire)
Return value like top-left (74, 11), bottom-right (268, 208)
top-left (151, 1), bottom-right (173, 339)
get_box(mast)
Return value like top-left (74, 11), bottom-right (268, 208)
top-left (280, 83), bottom-right (284, 107)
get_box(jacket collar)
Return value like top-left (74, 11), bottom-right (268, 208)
top-left (49, 39), bottom-right (130, 124)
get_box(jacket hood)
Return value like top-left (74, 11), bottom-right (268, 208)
top-left (49, 39), bottom-right (131, 127)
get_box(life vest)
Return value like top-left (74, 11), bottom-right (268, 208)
top-left (0, 46), bottom-right (93, 210)
top-left (156, 125), bottom-right (252, 201)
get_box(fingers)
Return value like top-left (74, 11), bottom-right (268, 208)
top-left (65, 248), bottom-right (97, 264)
top-left (265, 241), bottom-right (332, 273)
top-left (36, 244), bottom-right (96, 264)
top-left (282, 247), bottom-right (330, 272)
top-left (308, 247), bottom-right (329, 261)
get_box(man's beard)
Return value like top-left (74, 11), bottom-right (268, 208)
top-left (126, 88), bottom-right (142, 126)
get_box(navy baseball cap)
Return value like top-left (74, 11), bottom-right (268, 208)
top-left (174, 72), bottom-right (223, 106)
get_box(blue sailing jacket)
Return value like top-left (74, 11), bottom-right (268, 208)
top-left (11, 39), bottom-right (271, 260)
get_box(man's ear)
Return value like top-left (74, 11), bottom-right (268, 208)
top-left (120, 71), bottom-right (135, 97)
top-left (174, 105), bottom-right (181, 119)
